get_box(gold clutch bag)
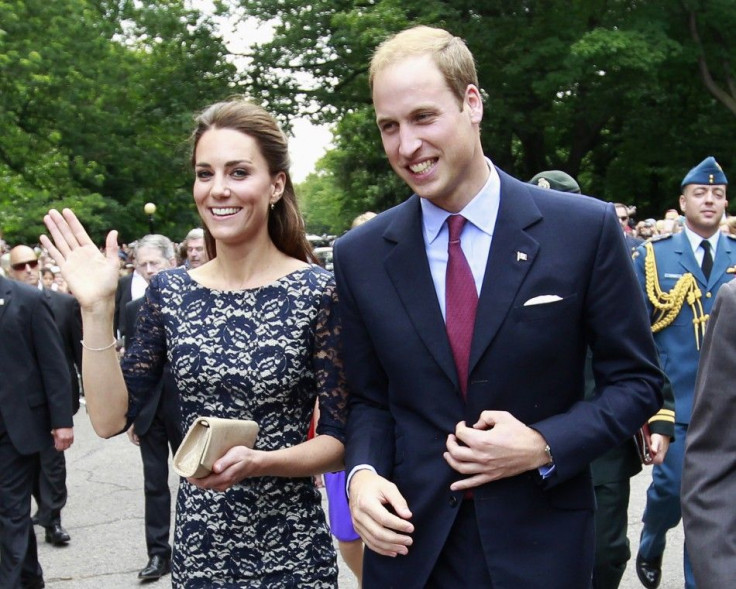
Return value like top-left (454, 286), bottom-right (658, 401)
top-left (173, 416), bottom-right (259, 479)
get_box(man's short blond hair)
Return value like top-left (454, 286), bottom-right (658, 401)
top-left (369, 26), bottom-right (479, 107)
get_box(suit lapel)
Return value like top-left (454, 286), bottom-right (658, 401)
top-left (382, 174), bottom-right (545, 390)
top-left (469, 171), bottom-right (542, 373)
top-left (383, 197), bottom-right (459, 388)
top-left (674, 232), bottom-right (704, 285)
top-left (709, 233), bottom-right (735, 288)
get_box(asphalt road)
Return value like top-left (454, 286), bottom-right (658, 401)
top-left (37, 410), bottom-right (684, 588)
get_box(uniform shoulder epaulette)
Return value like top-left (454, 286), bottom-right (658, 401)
top-left (650, 233), bottom-right (674, 243)
top-left (725, 233), bottom-right (736, 240)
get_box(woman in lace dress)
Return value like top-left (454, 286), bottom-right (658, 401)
top-left (42, 99), bottom-right (348, 587)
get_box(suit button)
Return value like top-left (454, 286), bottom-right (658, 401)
top-left (449, 495), bottom-right (458, 507)
top-left (706, 292), bottom-right (712, 298)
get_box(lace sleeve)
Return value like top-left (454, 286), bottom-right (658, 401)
top-left (121, 274), bottom-right (167, 428)
top-left (312, 275), bottom-right (348, 444)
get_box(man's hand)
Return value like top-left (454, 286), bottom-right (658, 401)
top-left (349, 469), bottom-right (414, 557)
top-left (443, 411), bottom-right (549, 491)
top-left (52, 427), bottom-right (74, 451)
top-left (648, 433), bottom-right (670, 465)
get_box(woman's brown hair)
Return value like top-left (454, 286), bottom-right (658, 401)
top-left (190, 98), bottom-right (316, 263)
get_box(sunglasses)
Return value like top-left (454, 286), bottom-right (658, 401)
top-left (11, 259), bottom-right (39, 271)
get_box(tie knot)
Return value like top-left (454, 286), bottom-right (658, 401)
top-left (701, 240), bottom-right (711, 252)
top-left (447, 215), bottom-right (467, 242)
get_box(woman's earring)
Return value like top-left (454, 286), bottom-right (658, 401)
top-left (270, 202), bottom-right (275, 211)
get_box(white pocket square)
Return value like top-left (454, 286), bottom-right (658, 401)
top-left (523, 295), bottom-right (563, 306)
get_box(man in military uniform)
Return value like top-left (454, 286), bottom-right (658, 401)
top-left (633, 156), bottom-right (736, 589)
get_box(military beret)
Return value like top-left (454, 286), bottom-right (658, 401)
top-left (681, 156), bottom-right (728, 189)
top-left (528, 170), bottom-right (581, 194)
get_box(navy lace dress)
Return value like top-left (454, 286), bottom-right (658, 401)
top-left (121, 266), bottom-right (347, 587)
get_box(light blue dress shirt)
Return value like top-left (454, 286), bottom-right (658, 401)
top-left (420, 160), bottom-right (499, 319)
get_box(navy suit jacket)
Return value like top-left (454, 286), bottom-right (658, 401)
top-left (0, 276), bottom-right (74, 455)
top-left (43, 288), bottom-right (83, 414)
top-left (333, 169), bottom-right (663, 588)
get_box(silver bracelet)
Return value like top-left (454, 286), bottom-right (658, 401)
top-left (80, 339), bottom-right (117, 352)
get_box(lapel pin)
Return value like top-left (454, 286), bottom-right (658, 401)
top-left (516, 251), bottom-right (528, 262)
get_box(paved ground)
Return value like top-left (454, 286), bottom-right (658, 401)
top-left (38, 410), bottom-right (685, 588)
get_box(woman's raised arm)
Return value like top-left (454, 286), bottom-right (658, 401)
top-left (41, 208), bottom-right (129, 437)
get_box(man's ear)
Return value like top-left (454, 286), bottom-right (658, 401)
top-left (464, 84), bottom-right (483, 124)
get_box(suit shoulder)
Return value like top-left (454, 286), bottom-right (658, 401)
top-left (642, 233), bottom-right (674, 251)
top-left (718, 276), bottom-right (736, 299)
top-left (46, 289), bottom-right (76, 305)
top-left (10, 280), bottom-right (44, 300)
top-left (526, 183), bottom-right (610, 223)
top-left (632, 233), bottom-right (674, 259)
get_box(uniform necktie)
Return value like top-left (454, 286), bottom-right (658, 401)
top-left (701, 240), bottom-right (713, 281)
top-left (445, 215), bottom-right (478, 397)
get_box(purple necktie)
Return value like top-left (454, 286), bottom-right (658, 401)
top-left (445, 215), bottom-right (478, 397)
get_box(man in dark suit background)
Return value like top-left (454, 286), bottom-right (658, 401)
top-left (0, 274), bottom-right (74, 588)
top-left (113, 239), bottom-right (151, 349)
top-left (333, 26), bottom-right (663, 588)
top-left (121, 234), bottom-right (182, 581)
top-left (9, 245), bottom-right (82, 547)
top-left (614, 203), bottom-right (644, 252)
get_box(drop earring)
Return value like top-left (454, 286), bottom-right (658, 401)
top-left (270, 202), bottom-right (275, 211)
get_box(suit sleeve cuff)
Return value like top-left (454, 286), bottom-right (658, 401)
top-left (346, 464), bottom-right (376, 497)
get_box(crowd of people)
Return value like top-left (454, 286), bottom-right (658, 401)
top-left (2, 23), bottom-right (735, 589)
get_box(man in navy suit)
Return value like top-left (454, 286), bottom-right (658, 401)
top-left (0, 274), bottom-right (74, 588)
top-left (333, 26), bottom-right (663, 588)
top-left (123, 234), bottom-right (182, 582)
top-left (9, 245), bottom-right (82, 547)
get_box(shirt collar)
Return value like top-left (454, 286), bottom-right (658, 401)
top-left (421, 159), bottom-right (500, 244)
top-left (683, 224), bottom-right (719, 255)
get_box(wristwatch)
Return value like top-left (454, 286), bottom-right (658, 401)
top-left (544, 444), bottom-right (554, 466)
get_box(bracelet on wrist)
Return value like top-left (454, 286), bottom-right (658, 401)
top-left (80, 339), bottom-right (117, 352)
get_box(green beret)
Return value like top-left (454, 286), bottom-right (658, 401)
top-left (528, 170), bottom-right (581, 194)
top-left (681, 156), bottom-right (728, 189)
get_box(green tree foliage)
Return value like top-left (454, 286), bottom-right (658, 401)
top-left (0, 0), bottom-right (235, 245)
top-left (237, 0), bottom-right (736, 225)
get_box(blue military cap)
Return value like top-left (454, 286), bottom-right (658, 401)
top-left (681, 156), bottom-right (728, 189)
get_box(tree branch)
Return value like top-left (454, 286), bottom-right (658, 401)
top-left (688, 10), bottom-right (736, 116)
